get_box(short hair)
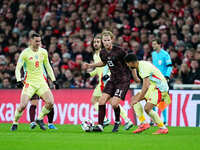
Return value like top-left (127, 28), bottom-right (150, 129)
top-left (152, 39), bottom-right (162, 45)
top-left (124, 53), bottom-right (138, 63)
top-left (29, 32), bottom-right (40, 39)
top-left (101, 30), bottom-right (114, 39)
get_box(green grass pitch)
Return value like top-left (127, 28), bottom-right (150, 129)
top-left (0, 123), bottom-right (199, 150)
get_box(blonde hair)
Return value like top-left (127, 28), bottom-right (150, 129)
top-left (101, 30), bottom-right (114, 40)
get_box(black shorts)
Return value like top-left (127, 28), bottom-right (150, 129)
top-left (103, 80), bottom-right (130, 100)
top-left (30, 94), bottom-right (40, 100)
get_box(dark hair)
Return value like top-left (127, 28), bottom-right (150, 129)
top-left (29, 32), bottom-right (40, 39)
top-left (124, 53), bottom-right (138, 63)
top-left (152, 39), bottom-right (162, 45)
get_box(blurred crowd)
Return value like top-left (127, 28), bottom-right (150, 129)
top-left (0, 0), bottom-right (200, 89)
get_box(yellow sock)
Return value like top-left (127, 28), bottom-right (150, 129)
top-left (38, 106), bottom-right (50, 120)
top-left (94, 102), bottom-right (107, 121)
top-left (133, 103), bottom-right (146, 124)
top-left (119, 104), bottom-right (130, 123)
top-left (148, 110), bottom-right (166, 129)
top-left (13, 109), bottom-right (23, 124)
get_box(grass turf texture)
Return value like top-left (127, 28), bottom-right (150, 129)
top-left (0, 123), bottom-right (199, 150)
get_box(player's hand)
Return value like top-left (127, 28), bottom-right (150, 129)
top-left (16, 81), bottom-right (24, 88)
top-left (82, 63), bottom-right (92, 69)
top-left (53, 81), bottom-right (59, 89)
top-left (102, 74), bottom-right (109, 81)
top-left (131, 97), bottom-right (138, 106)
top-left (131, 93), bottom-right (140, 106)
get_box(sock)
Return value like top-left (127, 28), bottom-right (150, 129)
top-left (29, 105), bottom-right (36, 122)
top-left (94, 102), bottom-right (107, 121)
top-left (119, 104), bottom-right (130, 123)
top-left (13, 109), bottom-right (23, 124)
top-left (162, 108), bottom-right (167, 123)
top-left (38, 106), bottom-right (50, 120)
top-left (47, 108), bottom-right (54, 123)
top-left (114, 106), bottom-right (120, 122)
top-left (98, 105), bottom-right (106, 125)
top-left (133, 103), bottom-right (146, 124)
top-left (148, 110), bottom-right (166, 129)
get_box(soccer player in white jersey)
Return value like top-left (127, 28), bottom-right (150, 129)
top-left (11, 32), bottom-right (58, 131)
top-left (124, 53), bottom-right (171, 134)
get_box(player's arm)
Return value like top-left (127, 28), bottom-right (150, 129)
top-left (83, 61), bottom-right (106, 69)
top-left (131, 69), bottom-right (141, 83)
top-left (43, 51), bottom-right (56, 82)
top-left (138, 77), bottom-right (150, 99)
top-left (165, 53), bottom-right (173, 79)
top-left (15, 52), bottom-right (25, 82)
top-left (131, 77), bottom-right (150, 106)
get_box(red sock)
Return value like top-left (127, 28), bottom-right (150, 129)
top-left (29, 105), bottom-right (36, 122)
top-left (98, 105), bottom-right (106, 125)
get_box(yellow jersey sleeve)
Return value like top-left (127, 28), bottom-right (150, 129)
top-left (43, 50), bottom-right (56, 81)
top-left (138, 61), bottom-right (152, 79)
top-left (15, 50), bottom-right (26, 81)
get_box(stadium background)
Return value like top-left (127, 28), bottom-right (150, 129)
top-left (0, 0), bottom-right (200, 89)
top-left (0, 1), bottom-right (200, 150)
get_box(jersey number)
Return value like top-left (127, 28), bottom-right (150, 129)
top-left (114, 89), bottom-right (123, 97)
top-left (107, 60), bottom-right (114, 67)
top-left (35, 61), bottom-right (39, 68)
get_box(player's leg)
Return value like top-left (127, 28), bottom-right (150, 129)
top-left (144, 86), bottom-right (168, 134)
top-left (119, 104), bottom-right (133, 130)
top-left (92, 86), bottom-right (110, 126)
top-left (150, 106), bottom-right (156, 126)
top-left (110, 96), bottom-right (121, 132)
top-left (111, 81), bottom-right (132, 132)
top-left (29, 96), bottom-right (38, 129)
top-left (11, 85), bottom-right (35, 131)
top-left (93, 93), bottom-right (111, 132)
top-left (132, 101), bottom-right (150, 133)
top-left (36, 84), bottom-right (54, 130)
top-left (144, 102), bottom-right (168, 134)
top-left (93, 80), bottom-right (114, 132)
top-left (11, 94), bottom-right (30, 131)
top-left (47, 107), bottom-right (57, 129)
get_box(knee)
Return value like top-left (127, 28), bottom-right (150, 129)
top-left (18, 104), bottom-right (27, 112)
top-left (111, 101), bottom-right (119, 109)
top-left (144, 105), bottom-right (151, 114)
top-left (99, 97), bottom-right (106, 105)
top-left (99, 100), bottom-right (105, 105)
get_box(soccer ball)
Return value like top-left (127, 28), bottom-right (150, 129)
top-left (81, 119), bottom-right (94, 132)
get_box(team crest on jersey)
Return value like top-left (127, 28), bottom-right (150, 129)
top-left (35, 55), bottom-right (38, 60)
